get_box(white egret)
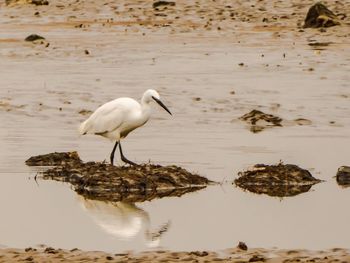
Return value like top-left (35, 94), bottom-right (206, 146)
top-left (79, 89), bottom-right (172, 165)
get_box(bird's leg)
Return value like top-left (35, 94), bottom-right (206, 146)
top-left (110, 141), bottom-right (119, 166)
top-left (119, 142), bottom-right (137, 166)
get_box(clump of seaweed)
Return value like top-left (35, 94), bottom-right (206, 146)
top-left (26, 152), bottom-right (212, 202)
top-left (234, 163), bottom-right (322, 197)
top-left (239, 110), bottom-right (282, 133)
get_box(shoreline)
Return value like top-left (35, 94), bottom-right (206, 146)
top-left (0, 246), bottom-right (349, 262)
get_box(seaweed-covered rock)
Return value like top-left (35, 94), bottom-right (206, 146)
top-left (26, 152), bottom-right (211, 202)
top-left (336, 166), bottom-right (350, 187)
top-left (234, 163), bottom-right (322, 197)
top-left (239, 110), bottom-right (282, 133)
top-left (303, 2), bottom-right (340, 28)
top-left (26, 151), bottom-right (81, 166)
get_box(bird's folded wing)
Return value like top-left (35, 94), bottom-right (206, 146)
top-left (80, 103), bottom-right (126, 135)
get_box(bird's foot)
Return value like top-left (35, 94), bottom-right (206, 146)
top-left (121, 156), bottom-right (138, 166)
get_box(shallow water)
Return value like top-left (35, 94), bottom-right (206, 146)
top-left (1, 23), bottom-right (350, 252)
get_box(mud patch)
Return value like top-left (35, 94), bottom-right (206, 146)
top-left (336, 166), bottom-right (350, 187)
top-left (26, 152), bottom-right (212, 202)
top-left (239, 110), bottom-right (282, 133)
top-left (234, 163), bottom-right (322, 197)
top-left (239, 110), bottom-right (312, 133)
top-left (303, 3), bottom-right (340, 28)
top-left (0, 100), bottom-right (26, 112)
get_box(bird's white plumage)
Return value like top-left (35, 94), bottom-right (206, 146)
top-left (79, 89), bottom-right (163, 141)
top-left (79, 98), bottom-right (145, 140)
top-left (79, 89), bottom-right (171, 165)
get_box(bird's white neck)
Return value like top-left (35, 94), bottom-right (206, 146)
top-left (141, 102), bottom-right (152, 120)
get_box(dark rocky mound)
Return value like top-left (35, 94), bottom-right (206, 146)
top-left (239, 110), bottom-right (282, 133)
top-left (26, 152), bottom-right (211, 203)
top-left (234, 163), bottom-right (322, 197)
top-left (336, 166), bottom-right (350, 187)
top-left (25, 34), bottom-right (45, 42)
top-left (303, 2), bottom-right (340, 28)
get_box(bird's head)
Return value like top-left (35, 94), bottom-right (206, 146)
top-left (142, 89), bottom-right (172, 115)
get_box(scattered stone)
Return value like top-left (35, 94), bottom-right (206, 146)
top-left (234, 163), bottom-right (322, 197)
top-left (26, 152), bottom-right (212, 203)
top-left (237, 241), bottom-right (248, 251)
top-left (44, 247), bottom-right (58, 254)
top-left (153, 1), bottom-right (175, 9)
top-left (303, 2), bottom-right (340, 28)
top-left (25, 34), bottom-right (45, 42)
top-left (106, 256), bottom-right (113, 260)
top-left (239, 109), bottom-right (282, 133)
top-left (294, 118), bottom-right (312, 126)
top-left (336, 166), bottom-right (350, 187)
top-left (78, 109), bottom-right (93, 116)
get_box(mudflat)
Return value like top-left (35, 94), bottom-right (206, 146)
top-left (1, 0), bottom-right (350, 260)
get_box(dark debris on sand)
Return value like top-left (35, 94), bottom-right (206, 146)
top-left (25, 34), bottom-right (46, 42)
top-left (152, 1), bottom-right (175, 9)
top-left (6, 0), bottom-right (48, 5)
top-left (239, 109), bottom-right (282, 133)
top-left (26, 152), bottom-right (211, 203)
top-left (303, 2), bottom-right (340, 28)
top-left (234, 163), bottom-right (322, 197)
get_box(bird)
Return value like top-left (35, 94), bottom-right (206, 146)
top-left (79, 89), bottom-right (172, 166)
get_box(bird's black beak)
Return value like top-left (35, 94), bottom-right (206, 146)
top-left (152, 96), bottom-right (172, 115)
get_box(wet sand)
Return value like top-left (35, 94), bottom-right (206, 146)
top-left (0, 246), bottom-right (349, 262)
top-left (1, 0), bottom-right (350, 258)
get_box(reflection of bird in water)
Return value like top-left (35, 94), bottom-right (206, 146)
top-left (78, 197), bottom-right (170, 247)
